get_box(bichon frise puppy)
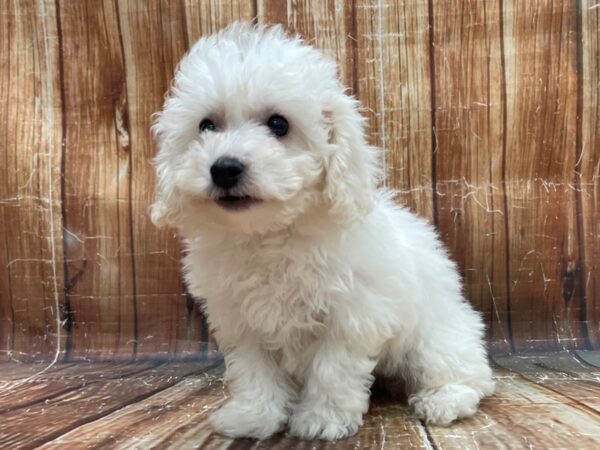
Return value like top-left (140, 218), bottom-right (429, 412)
top-left (151, 22), bottom-right (494, 441)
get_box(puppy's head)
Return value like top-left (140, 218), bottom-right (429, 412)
top-left (151, 22), bottom-right (379, 235)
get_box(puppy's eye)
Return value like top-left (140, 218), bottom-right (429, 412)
top-left (199, 119), bottom-right (216, 133)
top-left (266, 115), bottom-right (289, 137)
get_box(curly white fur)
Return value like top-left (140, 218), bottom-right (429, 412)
top-left (151, 22), bottom-right (495, 441)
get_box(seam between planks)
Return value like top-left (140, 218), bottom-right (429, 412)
top-left (426, 0), bottom-right (438, 227)
top-left (55, 0), bottom-right (74, 359)
top-left (38, 0), bottom-right (62, 369)
top-left (574, 0), bottom-right (592, 350)
top-left (114, 0), bottom-right (138, 361)
top-left (418, 419), bottom-right (438, 450)
top-left (498, 0), bottom-right (516, 354)
top-left (376, 0), bottom-right (387, 187)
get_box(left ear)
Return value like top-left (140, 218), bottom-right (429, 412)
top-left (322, 93), bottom-right (381, 222)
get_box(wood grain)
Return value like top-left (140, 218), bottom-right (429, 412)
top-left (502, 0), bottom-right (583, 352)
top-left (354, 0), bottom-right (434, 220)
top-left (428, 370), bottom-right (600, 449)
top-left (494, 353), bottom-right (600, 412)
top-left (116, 0), bottom-right (196, 360)
top-left (0, 0), bottom-right (66, 362)
top-left (0, 359), bottom-right (598, 449)
top-left (36, 371), bottom-right (225, 449)
top-left (36, 370), bottom-right (430, 450)
top-left (184, 0), bottom-right (256, 43)
top-left (0, 361), bottom-right (156, 414)
top-left (0, 362), bottom-right (216, 449)
top-left (431, 0), bottom-right (510, 353)
top-left (1, 0), bottom-right (599, 359)
top-left (579, 0), bottom-right (600, 348)
top-left (257, 0), bottom-right (354, 87)
top-left (58, 0), bottom-right (135, 359)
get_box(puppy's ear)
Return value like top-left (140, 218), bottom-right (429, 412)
top-left (149, 123), bottom-right (183, 229)
top-left (323, 94), bottom-right (381, 222)
top-left (150, 162), bottom-right (182, 230)
top-left (149, 192), bottom-right (174, 229)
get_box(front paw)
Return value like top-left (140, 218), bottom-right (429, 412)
top-left (288, 407), bottom-right (362, 441)
top-left (209, 397), bottom-right (288, 440)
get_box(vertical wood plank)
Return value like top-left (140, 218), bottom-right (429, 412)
top-left (579, 1), bottom-right (600, 348)
top-left (354, 0), bottom-right (434, 220)
top-left (257, 0), bottom-right (354, 87)
top-left (0, 0), bottom-right (65, 361)
top-left (432, 0), bottom-right (510, 352)
top-left (184, 0), bottom-right (256, 43)
top-left (58, 0), bottom-right (135, 359)
top-left (503, 0), bottom-right (582, 351)
top-left (117, 0), bottom-right (196, 359)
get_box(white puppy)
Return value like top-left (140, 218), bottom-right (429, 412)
top-left (151, 22), bottom-right (494, 441)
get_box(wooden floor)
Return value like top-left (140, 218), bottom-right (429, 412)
top-left (1, 352), bottom-right (600, 449)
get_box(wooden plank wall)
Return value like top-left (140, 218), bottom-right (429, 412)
top-left (0, 0), bottom-right (598, 361)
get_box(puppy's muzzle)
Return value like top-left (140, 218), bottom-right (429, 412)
top-left (210, 157), bottom-right (245, 189)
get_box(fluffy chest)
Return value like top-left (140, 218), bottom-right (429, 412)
top-left (190, 239), bottom-right (337, 350)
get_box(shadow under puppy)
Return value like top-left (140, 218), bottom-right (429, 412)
top-left (151, 22), bottom-right (495, 441)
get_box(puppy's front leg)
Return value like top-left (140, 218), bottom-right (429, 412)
top-left (210, 339), bottom-right (292, 440)
top-left (289, 342), bottom-right (376, 441)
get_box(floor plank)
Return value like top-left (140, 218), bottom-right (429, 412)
top-left (494, 353), bottom-right (600, 413)
top-left (37, 370), bottom-right (224, 450)
top-left (0, 362), bottom-right (219, 449)
top-left (427, 370), bottom-right (600, 449)
top-left (37, 372), bottom-right (430, 450)
top-left (0, 361), bottom-right (158, 413)
top-left (2, 357), bottom-right (600, 449)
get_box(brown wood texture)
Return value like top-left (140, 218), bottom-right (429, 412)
top-left (185, 0), bottom-right (256, 42)
top-left (354, 0), bottom-right (435, 221)
top-left (0, 361), bottom-right (155, 414)
top-left (0, 354), bottom-right (598, 449)
top-left (502, 0), bottom-right (584, 352)
top-left (431, 0), bottom-right (510, 353)
top-left (0, 361), bottom-right (219, 449)
top-left (428, 367), bottom-right (600, 449)
top-left (580, 1), bottom-right (600, 349)
top-left (58, 0), bottom-right (136, 359)
top-left (117, 0), bottom-right (192, 360)
top-left (257, 0), bottom-right (354, 86)
top-left (1, 1), bottom-right (599, 360)
top-left (0, 0), bottom-right (65, 362)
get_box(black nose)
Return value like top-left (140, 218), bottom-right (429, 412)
top-left (210, 157), bottom-right (245, 189)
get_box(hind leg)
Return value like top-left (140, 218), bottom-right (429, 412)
top-left (408, 310), bottom-right (494, 425)
top-left (381, 306), bottom-right (495, 426)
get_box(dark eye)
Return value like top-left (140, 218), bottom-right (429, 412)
top-left (199, 119), bottom-right (216, 133)
top-left (266, 115), bottom-right (289, 137)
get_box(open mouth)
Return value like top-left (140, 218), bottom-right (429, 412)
top-left (215, 195), bottom-right (261, 211)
